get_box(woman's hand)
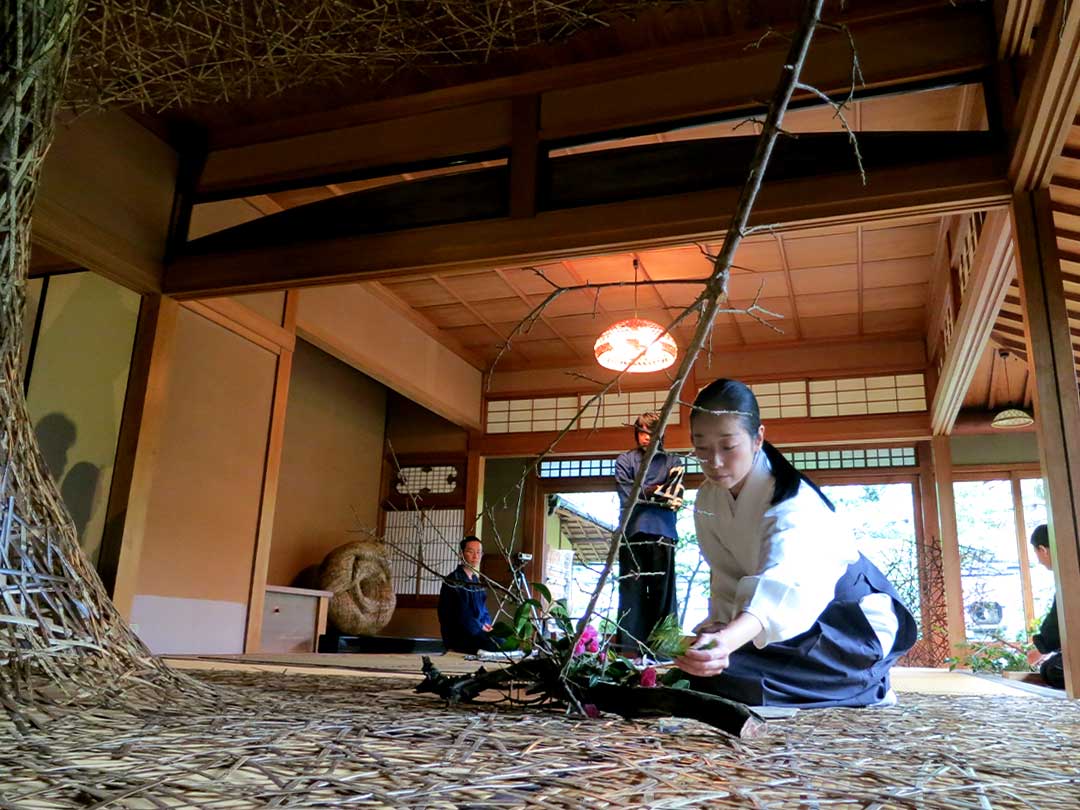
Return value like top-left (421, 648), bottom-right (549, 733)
top-left (1027, 648), bottom-right (1050, 668)
top-left (676, 612), bottom-right (764, 677)
top-left (674, 631), bottom-right (733, 676)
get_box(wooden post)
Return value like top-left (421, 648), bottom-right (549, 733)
top-left (243, 291), bottom-right (299, 653)
top-left (928, 435), bottom-right (967, 657)
top-left (1010, 474), bottom-right (1036, 629)
top-left (509, 94), bottom-right (540, 219)
top-left (463, 442), bottom-right (485, 537)
top-left (99, 295), bottom-right (179, 619)
top-left (1012, 188), bottom-right (1080, 697)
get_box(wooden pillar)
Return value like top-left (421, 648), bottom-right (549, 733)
top-left (1010, 474), bottom-right (1036, 628)
top-left (463, 442), bottom-right (485, 537)
top-left (1012, 188), bottom-right (1080, 697)
top-left (927, 435), bottom-right (967, 657)
top-left (509, 94), bottom-right (540, 219)
top-left (243, 291), bottom-right (299, 653)
top-left (99, 294), bottom-right (179, 619)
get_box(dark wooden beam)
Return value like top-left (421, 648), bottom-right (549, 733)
top-left (510, 95), bottom-right (540, 219)
top-left (196, 3), bottom-right (995, 199)
top-left (167, 134), bottom-right (1009, 298)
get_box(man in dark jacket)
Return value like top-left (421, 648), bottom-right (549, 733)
top-left (1026, 524), bottom-right (1064, 688)
top-left (614, 411), bottom-right (683, 657)
top-left (438, 536), bottom-right (501, 654)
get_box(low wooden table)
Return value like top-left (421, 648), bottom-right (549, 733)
top-left (261, 585), bottom-right (333, 653)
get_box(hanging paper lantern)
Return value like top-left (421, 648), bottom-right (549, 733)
top-left (593, 318), bottom-right (678, 373)
top-left (990, 407), bottom-right (1034, 429)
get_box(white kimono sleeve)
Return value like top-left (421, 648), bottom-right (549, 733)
top-left (734, 491), bottom-right (858, 647)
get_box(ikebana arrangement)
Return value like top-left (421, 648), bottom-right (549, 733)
top-left (416, 603), bottom-right (765, 738)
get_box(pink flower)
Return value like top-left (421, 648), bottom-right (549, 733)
top-left (639, 667), bottom-right (658, 688)
top-left (574, 625), bottom-right (600, 656)
top-left (583, 703), bottom-right (600, 718)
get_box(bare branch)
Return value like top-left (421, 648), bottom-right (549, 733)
top-left (565, 0), bottom-right (829, 670)
top-left (794, 80), bottom-right (865, 184)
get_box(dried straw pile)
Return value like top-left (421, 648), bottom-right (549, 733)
top-left (64, 0), bottom-right (695, 111)
top-left (3, 668), bottom-right (1079, 808)
top-left (0, 0), bottom-right (206, 722)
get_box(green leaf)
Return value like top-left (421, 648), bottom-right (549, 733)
top-left (514, 599), bottom-right (541, 634)
top-left (597, 616), bottom-right (619, 636)
top-left (491, 621), bottom-right (517, 641)
top-left (530, 582), bottom-right (552, 603)
top-left (550, 599), bottom-right (570, 618)
top-left (646, 613), bottom-right (691, 658)
top-left (659, 668), bottom-right (690, 688)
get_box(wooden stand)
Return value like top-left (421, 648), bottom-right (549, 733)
top-left (261, 585), bottom-right (332, 653)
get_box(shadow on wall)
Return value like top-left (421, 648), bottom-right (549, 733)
top-left (34, 412), bottom-right (101, 544)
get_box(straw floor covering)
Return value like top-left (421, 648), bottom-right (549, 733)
top-left (2, 666), bottom-right (1077, 809)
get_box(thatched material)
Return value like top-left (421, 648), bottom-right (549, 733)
top-left (320, 540), bottom-right (396, 635)
top-left (2, 668), bottom-right (1079, 808)
top-left (64, 0), bottom-right (701, 111)
top-left (0, 0), bottom-right (202, 723)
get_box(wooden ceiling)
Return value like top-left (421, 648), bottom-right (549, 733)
top-left (370, 215), bottom-right (941, 372)
top-left (980, 113), bottom-right (1080, 409)
top-left (212, 83), bottom-right (978, 374)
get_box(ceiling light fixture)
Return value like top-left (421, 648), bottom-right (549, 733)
top-left (990, 349), bottom-right (1034, 429)
top-left (593, 258), bottom-right (678, 373)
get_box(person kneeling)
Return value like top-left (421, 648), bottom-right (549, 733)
top-left (674, 378), bottom-right (917, 708)
top-left (438, 536), bottom-right (502, 654)
top-left (1026, 525), bottom-right (1064, 689)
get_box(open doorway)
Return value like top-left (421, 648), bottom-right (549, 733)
top-left (545, 489), bottom-right (708, 634)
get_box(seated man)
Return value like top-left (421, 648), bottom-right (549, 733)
top-left (438, 536), bottom-right (501, 654)
top-left (1026, 524), bottom-right (1064, 689)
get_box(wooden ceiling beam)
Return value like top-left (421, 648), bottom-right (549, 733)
top-left (196, 3), bottom-right (994, 200)
top-left (994, 0), bottom-right (1044, 59)
top-left (166, 146), bottom-right (1009, 299)
top-left (1009, 0), bottom-right (1080, 189)
top-left (931, 210), bottom-right (1016, 435)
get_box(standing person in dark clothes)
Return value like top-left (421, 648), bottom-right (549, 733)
top-left (438, 536), bottom-right (500, 654)
top-left (1026, 524), bottom-right (1064, 688)
top-left (614, 411), bottom-right (683, 658)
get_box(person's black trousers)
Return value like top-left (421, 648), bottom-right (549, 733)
top-left (617, 532), bottom-right (677, 655)
top-left (1040, 651), bottom-right (1065, 688)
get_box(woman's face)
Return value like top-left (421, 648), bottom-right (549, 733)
top-left (691, 413), bottom-right (764, 494)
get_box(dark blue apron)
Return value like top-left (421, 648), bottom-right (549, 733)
top-left (688, 554), bottom-right (917, 708)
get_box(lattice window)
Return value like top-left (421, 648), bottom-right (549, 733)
top-left (383, 508), bottom-right (464, 596)
top-left (578, 390), bottom-right (679, 430)
top-left (395, 465), bottom-right (459, 495)
top-left (486, 396), bottom-right (579, 433)
top-left (808, 374), bottom-right (926, 417)
top-left (539, 458), bottom-right (616, 478)
top-left (538, 454), bottom-right (699, 479)
top-left (786, 446), bottom-right (917, 471)
top-left (486, 390), bottom-right (678, 434)
top-left (751, 381), bottom-right (807, 420)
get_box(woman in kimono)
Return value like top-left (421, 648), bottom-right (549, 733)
top-left (673, 378), bottom-right (917, 708)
